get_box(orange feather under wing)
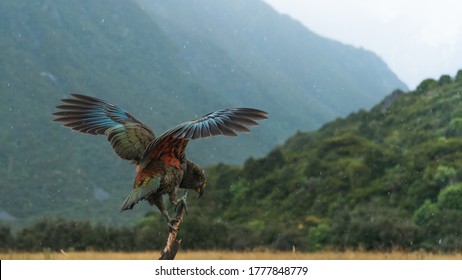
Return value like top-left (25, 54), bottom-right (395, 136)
top-left (159, 143), bottom-right (184, 168)
top-left (150, 137), bottom-right (188, 169)
top-left (134, 163), bottom-right (163, 189)
top-left (121, 163), bottom-right (164, 211)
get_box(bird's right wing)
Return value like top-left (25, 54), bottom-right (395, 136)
top-left (52, 94), bottom-right (155, 163)
top-left (165, 108), bottom-right (269, 139)
top-left (140, 108), bottom-right (269, 170)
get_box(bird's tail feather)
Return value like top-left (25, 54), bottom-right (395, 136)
top-left (120, 177), bottom-right (160, 211)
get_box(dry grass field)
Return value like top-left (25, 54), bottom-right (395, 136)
top-left (2, 250), bottom-right (462, 260)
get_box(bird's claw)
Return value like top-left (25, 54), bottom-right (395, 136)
top-left (174, 192), bottom-right (189, 215)
top-left (167, 192), bottom-right (189, 231)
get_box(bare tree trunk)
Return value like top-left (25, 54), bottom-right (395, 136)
top-left (158, 201), bottom-right (187, 260)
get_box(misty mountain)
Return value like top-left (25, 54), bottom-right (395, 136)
top-left (0, 0), bottom-right (405, 227)
top-left (135, 0), bottom-right (407, 128)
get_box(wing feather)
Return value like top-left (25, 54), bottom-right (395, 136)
top-left (53, 94), bottom-right (155, 162)
top-left (140, 107), bottom-right (268, 168)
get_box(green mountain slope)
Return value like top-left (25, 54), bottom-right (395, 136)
top-left (135, 0), bottom-right (407, 141)
top-left (0, 0), bottom-right (405, 228)
top-left (194, 71), bottom-right (462, 251)
top-left (0, 0), bottom-right (201, 227)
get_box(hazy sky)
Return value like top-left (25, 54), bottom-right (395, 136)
top-left (263, 0), bottom-right (462, 89)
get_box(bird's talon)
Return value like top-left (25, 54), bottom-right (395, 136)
top-left (174, 193), bottom-right (189, 213)
top-left (181, 202), bottom-right (189, 216)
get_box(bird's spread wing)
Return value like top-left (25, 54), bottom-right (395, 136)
top-left (140, 108), bottom-right (268, 169)
top-left (52, 94), bottom-right (155, 163)
top-left (168, 108), bottom-right (268, 139)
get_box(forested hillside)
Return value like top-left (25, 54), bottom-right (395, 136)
top-left (2, 72), bottom-right (461, 253)
top-left (196, 71), bottom-right (462, 251)
top-left (0, 0), bottom-right (405, 228)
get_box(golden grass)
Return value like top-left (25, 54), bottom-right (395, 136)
top-left (2, 250), bottom-right (462, 260)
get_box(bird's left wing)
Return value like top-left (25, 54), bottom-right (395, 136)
top-left (140, 108), bottom-right (268, 169)
top-left (52, 94), bottom-right (155, 163)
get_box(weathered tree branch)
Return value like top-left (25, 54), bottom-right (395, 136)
top-left (158, 200), bottom-right (187, 260)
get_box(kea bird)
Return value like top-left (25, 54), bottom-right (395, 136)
top-left (53, 94), bottom-right (268, 225)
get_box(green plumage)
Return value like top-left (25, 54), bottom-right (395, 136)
top-left (120, 177), bottom-right (161, 211)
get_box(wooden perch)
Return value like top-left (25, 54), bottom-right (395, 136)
top-left (158, 199), bottom-right (187, 260)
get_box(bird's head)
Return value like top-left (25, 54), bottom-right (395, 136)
top-left (190, 163), bottom-right (206, 198)
top-left (181, 160), bottom-right (206, 198)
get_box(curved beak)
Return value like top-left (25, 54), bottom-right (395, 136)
top-left (196, 183), bottom-right (205, 199)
